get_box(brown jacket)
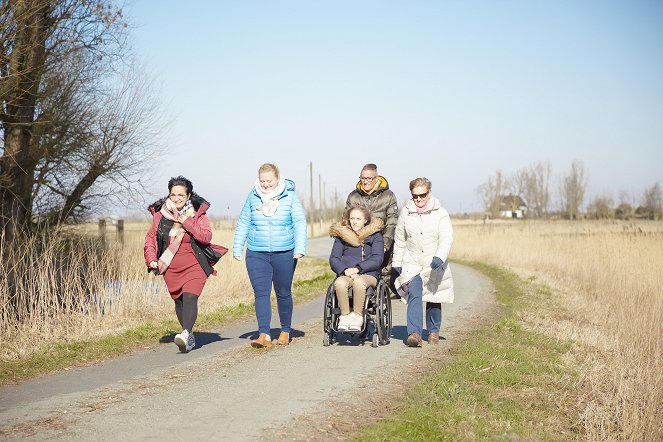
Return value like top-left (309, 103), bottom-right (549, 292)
top-left (345, 175), bottom-right (398, 250)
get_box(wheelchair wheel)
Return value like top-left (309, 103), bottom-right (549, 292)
top-left (322, 282), bottom-right (336, 346)
top-left (375, 280), bottom-right (392, 345)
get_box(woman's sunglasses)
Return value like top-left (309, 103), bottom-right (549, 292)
top-left (411, 192), bottom-right (429, 200)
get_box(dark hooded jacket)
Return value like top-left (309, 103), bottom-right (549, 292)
top-left (345, 175), bottom-right (398, 251)
top-left (329, 217), bottom-right (384, 280)
top-left (144, 193), bottom-right (216, 277)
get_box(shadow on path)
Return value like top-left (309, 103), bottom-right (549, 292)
top-left (238, 328), bottom-right (306, 340)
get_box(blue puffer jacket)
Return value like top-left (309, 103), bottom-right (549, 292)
top-left (233, 179), bottom-right (307, 256)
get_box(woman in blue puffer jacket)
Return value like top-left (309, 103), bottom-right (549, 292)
top-left (233, 163), bottom-right (307, 348)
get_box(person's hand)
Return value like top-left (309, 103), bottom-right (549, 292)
top-left (392, 266), bottom-right (402, 277)
top-left (149, 261), bottom-right (158, 269)
top-left (234, 256), bottom-right (242, 261)
top-left (344, 267), bottom-right (359, 277)
top-left (431, 256), bottom-right (444, 270)
top-left (294, 253), bottom-right (303, 260)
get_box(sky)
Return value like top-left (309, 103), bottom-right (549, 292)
top-left (124, 0), bottom-right (663, 217)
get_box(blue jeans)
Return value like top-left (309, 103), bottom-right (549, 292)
top-left (246, 249), bottom-right (296, 334)
top-left (406, 275), bottom-right (442, 336)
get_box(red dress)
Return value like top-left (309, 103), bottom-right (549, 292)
top-left (163, 234), bottom-right (207, 299)
top-left (144, 199), bottom-right (214, 300)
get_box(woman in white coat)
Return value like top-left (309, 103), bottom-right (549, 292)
top-left (392, 177), bottom-right (454, 347)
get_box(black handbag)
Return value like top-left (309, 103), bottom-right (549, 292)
top-left (201, 243), bottom-right (228, 266)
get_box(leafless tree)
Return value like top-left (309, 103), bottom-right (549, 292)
top-left (641, 182), bottom-right (662, 220)
top-left (1, 1), bottom-right (162, 238)
top-left (478, 170), bottom-right (508, 218)
top-left (559, 160), bottom-right (588, 220)
top-left (523, 161), bottom-right (552, 218)
top-left (614, 190), bottom-right (635, 219)
top-left (509, 168), bottom-right (528, 201)
top-left (587, 194), bottom-right (614, 219)
top-left (35, 64), bottom-right (163, 223)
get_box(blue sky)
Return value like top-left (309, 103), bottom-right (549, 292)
top-left (125, 0), bottom-right (663, 216)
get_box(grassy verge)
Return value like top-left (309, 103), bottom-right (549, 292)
top-left (0, 260), bottom-right (334, 385)
top-left (355, 261), bottom-right (582, 441)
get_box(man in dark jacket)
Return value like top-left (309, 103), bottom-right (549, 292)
top-left (345, 163), bottom-right (399, 283)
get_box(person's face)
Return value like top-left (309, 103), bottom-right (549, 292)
top-left (259, 171), bottom-right (278, 192)
top-left (411, 185), bottom-right (430, 208)
top-left (169, 185), bottom-right (190, 210)
top-left (359, 169), bottom-right (378, 192)
top-left (349, 209), bottom-right (367, 232)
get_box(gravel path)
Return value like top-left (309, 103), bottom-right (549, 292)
top-left (0, 237), bottom-right (494, 441)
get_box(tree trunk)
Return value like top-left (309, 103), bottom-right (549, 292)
top-left (0, 1), bottom-right (51, 238)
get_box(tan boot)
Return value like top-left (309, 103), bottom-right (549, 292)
top-left (277, 331), bottom-right (290, 345)
top-left (428, 332), bottom-right (440, 344)
top-left (250, 333), bottom-right (272, 348)
top-left (406, 332), bottom-right (422, 347)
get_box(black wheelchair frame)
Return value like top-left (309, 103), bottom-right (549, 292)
top-left (322, 277), bottom-right (392, 347)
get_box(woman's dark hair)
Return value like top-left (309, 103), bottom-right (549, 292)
top-left (341, 205), bottom-right (372, 227)
top-left (168, 175), bottom-right (193, 195)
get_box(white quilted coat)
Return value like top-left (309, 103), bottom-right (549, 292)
top-left (392, 196), bottom-right (454, 303)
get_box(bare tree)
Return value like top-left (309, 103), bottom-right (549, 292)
top-left (641, 182), bottom-right (662, 220)
top-left (559, 160), bottom-right (588, 220)
top-left (1, 1), bottom-right (160, 238)
top-left (509, 168), bottom-right (528, 201)
top-left (478, 170), bottom-right (508, 218)
top-left (523, 161), bottom-right (552, 218)
top-left (36, 65), bottom-right (163, 223)
top-left (614, 190), bottom-right (635, 219)
top-left (587, 194), bottom-right (614, 219)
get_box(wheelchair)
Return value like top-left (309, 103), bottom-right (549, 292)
top-left (322, 277), bottom-right (392, 347)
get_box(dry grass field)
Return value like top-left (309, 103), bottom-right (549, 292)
top-left (453, 219), bottom-right (663, 440)
top-left (2, 217), bottom-right (660, 439)
top-left (0, 221), bottom-right (325, 361)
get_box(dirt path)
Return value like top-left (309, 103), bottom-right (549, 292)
top-left (0, 238), bottom-right (494, 441)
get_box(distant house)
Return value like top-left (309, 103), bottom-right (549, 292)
top-left (499, 195), bottom-right (527, 218)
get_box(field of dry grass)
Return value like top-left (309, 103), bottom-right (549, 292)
top-left (3, 217), bottom-right (660, 439)
top-left (452, 219), bottom-right (663, 440)
top-left (0, 221), bottom-right (326, 362)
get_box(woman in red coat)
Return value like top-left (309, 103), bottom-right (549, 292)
top-left (144, 176), bottom-right (215, 353)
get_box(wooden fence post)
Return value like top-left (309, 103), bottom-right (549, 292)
top-left (116, 219), bottom-right (125, 247)
top-left (98, 219), bottom-right (107, 247)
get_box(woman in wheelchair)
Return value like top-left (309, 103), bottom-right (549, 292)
top-left (329, 206), bottom-right (384, 332)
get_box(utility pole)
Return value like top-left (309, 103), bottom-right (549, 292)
top-left (323, 181), bottom-right (327, 225)
top-left (309, 161), bottom-right (314, 237)
top-left (334, 188), bottom-right (339, 221)
top-left (319, 173), bottom-right (323, 230)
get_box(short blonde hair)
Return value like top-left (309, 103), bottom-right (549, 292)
top-left (258, 163), bottom-right (280, 179)
top-left (409, 177), bottom-right (432, 192)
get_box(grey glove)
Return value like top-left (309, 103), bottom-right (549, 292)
top-left (430, 256), bottom-right (444, 270)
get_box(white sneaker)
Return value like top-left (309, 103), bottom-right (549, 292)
top-left (186, 330), bottom-right (195, 352)
top-left (337, 314), bottom-right (351, 331)
top-left (174, 329), bottom-right (195, 353)
top-left (348, 312), bottom-right (364, 331)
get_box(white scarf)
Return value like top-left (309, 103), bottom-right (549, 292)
top-left (156, 199), bottom-right (194, 274)
top-left (254, 178), bottom-right (286, 217)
